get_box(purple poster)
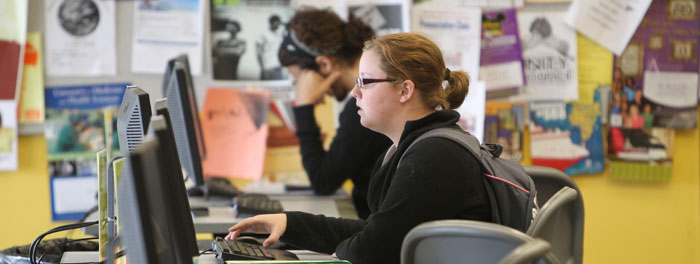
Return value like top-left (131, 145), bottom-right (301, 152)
top-left (611, 0), bottom-right (699, 130)
top-left (479, 9), bottom-right (525, 98)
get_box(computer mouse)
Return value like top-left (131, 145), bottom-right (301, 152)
top-left (236, 236), bottom-right (263, 246)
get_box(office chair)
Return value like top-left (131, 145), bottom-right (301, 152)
top-left (401, 220), bottom-right (557, 264)
top-left (499, 238), bottom-right (557, 264)
top-left (527, 186), bottom-right (578, 264)
top-left (524, 166), bottom-right (584, 264)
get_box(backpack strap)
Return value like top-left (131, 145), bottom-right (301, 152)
top-left (398, 127), bottom-right (482, 166)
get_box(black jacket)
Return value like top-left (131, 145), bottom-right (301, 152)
top-left (294, 97), bottom-right (391, 219)
top-left (281, 110), bottom-right (492, 264)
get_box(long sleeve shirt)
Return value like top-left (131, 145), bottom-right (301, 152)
top-left (293, 97), bottom-right (391, 219)
top-left (281, 110), bottom-right (493, 264)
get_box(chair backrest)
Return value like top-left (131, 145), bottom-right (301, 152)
top-left (524, 166), bottom-right (584, 264)
top-left (401, 220), bottom-right (535, 264)
top-left (527, 186), bottom-right (578, 264)
top-left (499, 238), bottom-right (558, 264)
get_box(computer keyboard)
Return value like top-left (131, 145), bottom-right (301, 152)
top-left (213, 237), bottom-right (275, 261)
top-left (234, 194), bottom-right (284, 215)
top-left (204, 177), bottom-right (242, 198)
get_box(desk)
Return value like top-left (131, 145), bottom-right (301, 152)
top-left (83, 193), bottom-right (358, 236)
top-left (61, 250), bottom-right (335, 263)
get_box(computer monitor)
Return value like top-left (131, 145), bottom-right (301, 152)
top-left (148, 115), bottom-right (199, 261)
top-left (118, 131), bottom-right (199, 264)
top-left (117, 138), bottom-right (178, 264)
top-left (165, 62), bottom-right (207, 187)
top-left (163, 54), bottom-right (193, 97)
top-left (117, 86), bottom-right (152, 156)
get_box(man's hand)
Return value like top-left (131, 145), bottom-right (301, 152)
top-left (295, 70), bottom-right (341, 106)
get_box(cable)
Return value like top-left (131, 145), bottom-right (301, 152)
top-left (30, 221), bottom-right (98, 264)
top-left (37, 237), bottom-right (97, 264)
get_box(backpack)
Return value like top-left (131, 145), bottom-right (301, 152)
top-left (399, 127), bottom-right (538, 233)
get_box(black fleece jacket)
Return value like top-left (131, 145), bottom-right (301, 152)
top-left (281, 110), bottom-right (492, 264)
top-left (293, 97), bottom-right (391, 219)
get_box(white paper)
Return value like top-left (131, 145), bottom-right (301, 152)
top-left (565, 0), bottom-right (652, 56)
top-left (411, 5), bottom-right (481, 81)
top-left (52, 176), bottom-right (97, 214)
top-left (455, 80), bottom-right (486, 143)
top-left (480, 61), bottom-right (524, 91)
top-left (643, 71), bottom-right (699, 108)
top-left (513, 10), bottom-right (578, 101)
top-left (431, 0), bottom-right (523, 8)
top-left (348, 0), bottom-right (410, 35)
top-left (131, 0), bottom-right (204, 75)
top-left (0, 0), bottom-right (28, 101)
top-left (292, 0), bottom-right (348, 20)
top-left (45, 0), bottom-right (116, 76)
top-left (0, 100), bottom-right (18, 171)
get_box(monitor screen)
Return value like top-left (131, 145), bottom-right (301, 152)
top-left (117, 86), bottom-right (152, 157)
top-left (165, 63), bottom-right (206, 187)
top-left (118, 138), bottom-right (178, 264)
top-left (148, 115), bottom-right (199, 261)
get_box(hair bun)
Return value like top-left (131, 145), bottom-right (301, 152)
top-left (342, 15), bottom-right (375, 50)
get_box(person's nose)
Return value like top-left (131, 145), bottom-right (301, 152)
top-left (351, 85), bottom-right (361, 99)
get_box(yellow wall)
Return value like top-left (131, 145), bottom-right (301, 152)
top-left (2, 122), bottom-right (699, 263)
top-left (574, 128), bottom-right (700, 263)
top-left (0, 135), bottom-right (88, 248)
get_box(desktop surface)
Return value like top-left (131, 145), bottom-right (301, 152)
top-left (83, 192), bottom-right (357, 236)
top-left (61, 250), bottom-right (336, 263)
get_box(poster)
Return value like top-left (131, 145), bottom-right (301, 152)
top-left (529, 101), bottom-right (604, 175)
top-left (0, 0), bottom-right (28, 101)
top-left (611, 0), bottom-right (699, 129)
top-left (0, 101), bottom-right (18, 171)
top-left (211, 0), bottom-right (292, 81)
top-left (411, 4), bottom-right (481, 82)
top-left (45, 83), bottom-right (126, 220)
top-left (455, 81), bottom-right (486, 143)
top-left (19, 33), bottom-right (45, 125)
top-left (45, 0), bottom-right (116, 76)
top-left (577, 34), bottom-right (613, 103)
top-left (483, 101), bottom-right (526, 161)
top-left (131, 0), bottom-right (204, 75)
top-left (348, 0), bottom-right (410, 36)
top-left (479, 8), bottom-right (524, 98)
top-left (201, 88), bottom-right (270, 180)
top-left (514, 10), bottom-right (579, 101)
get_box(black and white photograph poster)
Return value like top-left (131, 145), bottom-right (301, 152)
top-left (348, 0), bottom-right (410, 36)
top-left (211, 0), bottom-right (292, 81)
top-left (514, 10), bottom-right (579, 101)
top-left (44, 0), bottom-right (116, 76)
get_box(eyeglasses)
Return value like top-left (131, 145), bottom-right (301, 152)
top-left (355, 77), bottom-right (396, 88)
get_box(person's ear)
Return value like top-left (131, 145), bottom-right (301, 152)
top-left (315, 56), bottom-right (334, 75)
top-left (399, 80), bottom-right (415, 104)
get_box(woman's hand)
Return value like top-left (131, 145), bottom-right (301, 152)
top-left (295, 70), bottom-right (341, 106)
top-left (225, 213), bottom-right (288, 248)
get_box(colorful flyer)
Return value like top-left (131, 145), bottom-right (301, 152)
top-left (483, 101), bottom-right (526, 161)
top-left (479, 8), bottom-right (524, 98)
top-left (611, 0), bottom-right (699, 129)
top-left (529, 101), bottom-right (605, 175)
top-left (45, 83), bottom-right (126, 220)
top-left (19, 32), bottom-right (45, 125)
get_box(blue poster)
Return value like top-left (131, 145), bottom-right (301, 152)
top-left (529, 101), bottom-right (605, 175)
top-left (45, 83), bottom-right (127, 221)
